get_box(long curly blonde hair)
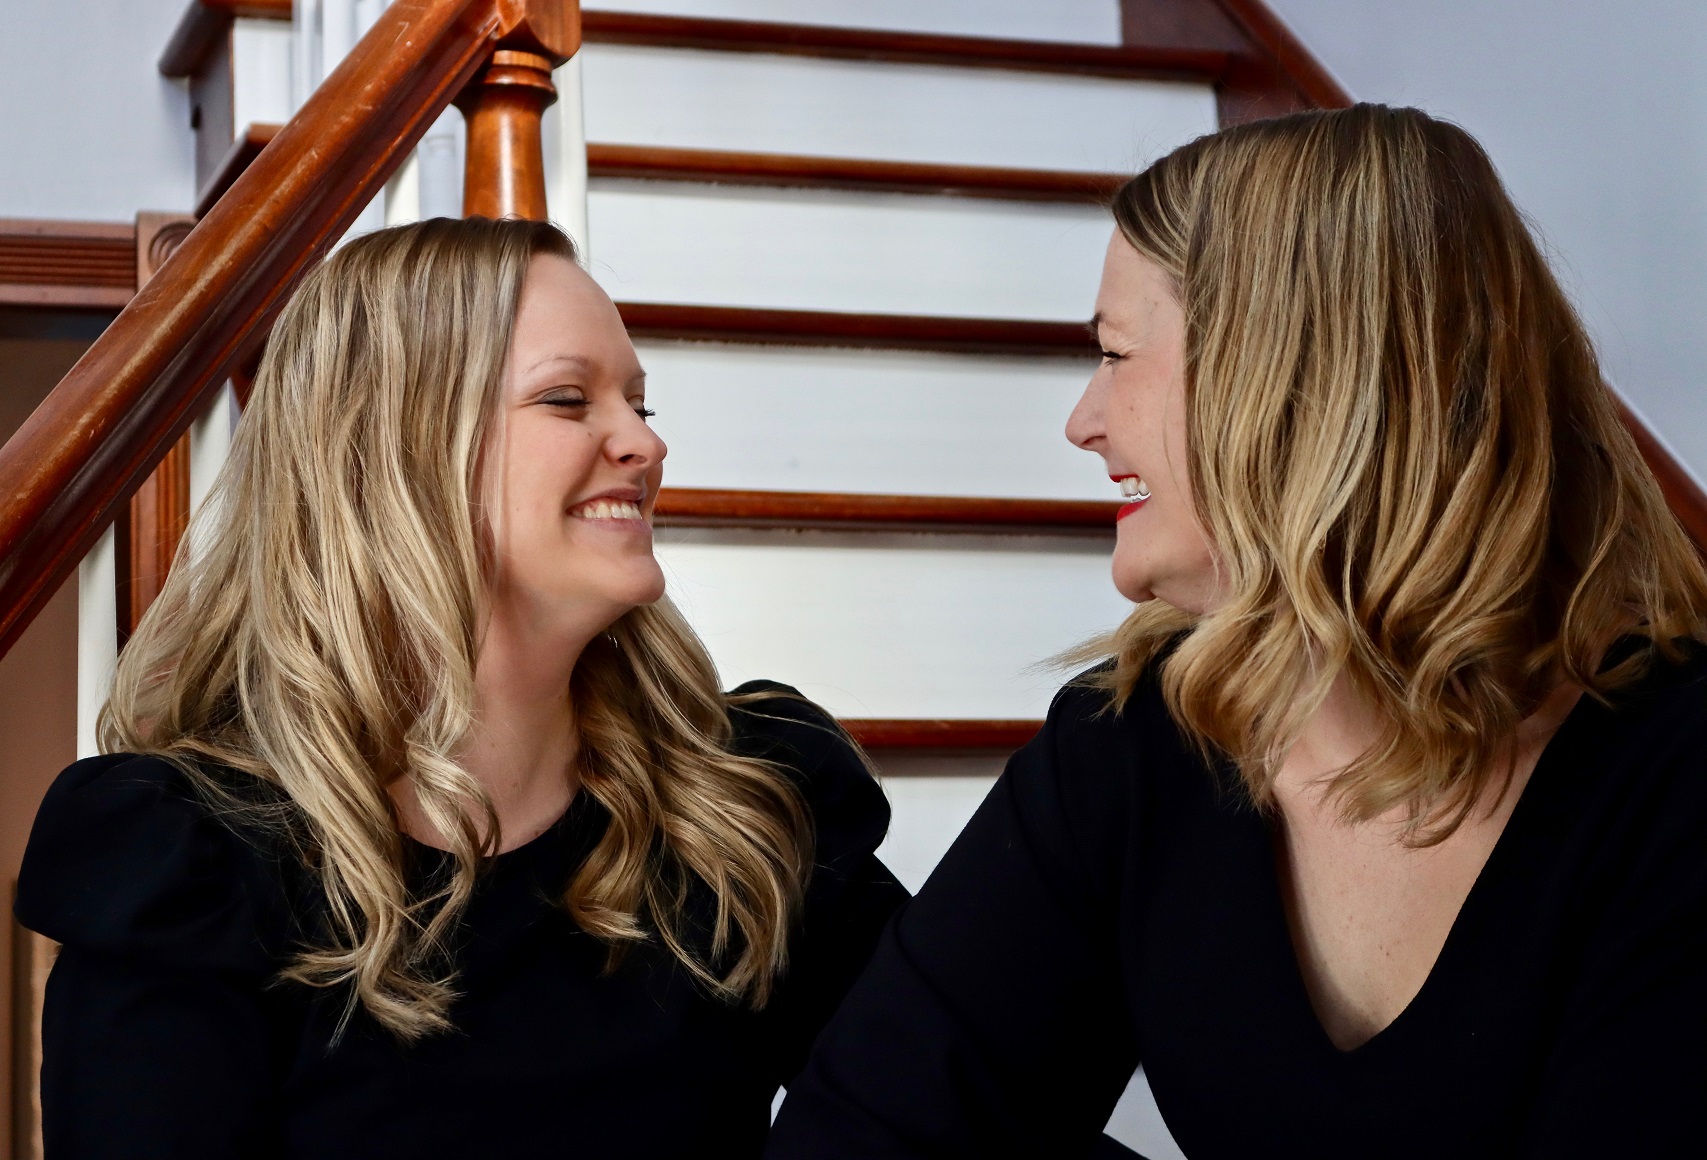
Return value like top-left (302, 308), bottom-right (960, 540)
top-left (1087, 104), bottom-right (1707, 840)
top-left (102, 217), bottom-right (810, 1038)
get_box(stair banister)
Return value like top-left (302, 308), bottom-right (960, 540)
top-left (0, 0), bottom-right (579, 661)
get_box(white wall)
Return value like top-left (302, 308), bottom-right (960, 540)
top-left (0, 0), bottom-right (193, 220)
top-left (1266, 0), bottom-right (1707, 483)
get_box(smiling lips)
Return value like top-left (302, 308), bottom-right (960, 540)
top-left (1112, 474), bottom-right (1150, 522)
top-left (569, 497), bottom-right (647, 523)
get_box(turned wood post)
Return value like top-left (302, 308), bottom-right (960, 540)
top-left (457, 49), bottom-right (559, 220)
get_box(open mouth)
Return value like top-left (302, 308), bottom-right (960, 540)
top-left (1112, 474), bottom-right (1150, 521)
top-left (568, 497), bottom-right (647, 523)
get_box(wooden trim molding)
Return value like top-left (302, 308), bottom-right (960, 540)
top-left (0, 0), bottom-right (581, 662)
top-left (0, 220), bottom-right (134, 309)
top-left (656, 487), bottom-right (1118, 534)
top-left (618, 302), bottom-right (1098, 356)
top-left (11, 911), bottom-right (58, 1160)
top-left (1619, 400), bottom-right (1707, 554)
top-left (842, 719), bottom-right (1043, 750)
top-left (589, 143), bottom-right (1124, 203)
top-left (197, 122), bottom-right (281, 217)
top-left (1212, 0), bottom-right (1352, 122)
top-left (160, 0), bottom-right (293, 78)
top-left (582, 9), bottom-right (1233, 83)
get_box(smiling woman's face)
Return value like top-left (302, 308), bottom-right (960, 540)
top-left (487, 254), bottom-right (667, 632)
top-left (1067, 231), bottom-right (1219, 612)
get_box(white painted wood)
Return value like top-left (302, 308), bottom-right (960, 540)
top-left (639, 342), bottom-right (1108, 501)
top-left (543, 54), bottom-right (591, 256)
top-left (75, 527), bottom-right (117, 760)
top-left (582, 45), bottom-right (1217, 174)
top-left (589, 184), bottom-right (1110, 319)
top-left (232, 18), bottom-right (295, 129)
top-left (416, 106), bottom-right (466, 221)
top-left (188, 383), bottom-right (237, 515)
top-left (658, 528), bottom-right (1129, 718)
top-left (385, 152), bottom-right (422, 225)
top-left (873, 771), bottom-right (999, 893)
top-left (590, 0), bottom-right (1123, 46)
top-left (1107, 1069), bottom-right (1189, 1160)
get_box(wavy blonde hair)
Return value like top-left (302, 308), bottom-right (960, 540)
top-left (1087, 104), bottom-right (1707, 839)
top-left (102, 217), bottom-right (810, 1038)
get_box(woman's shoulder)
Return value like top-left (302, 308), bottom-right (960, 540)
top-left (724, 681), bottom-right (889, 872)
top-left (15, 753), bottom-right (298, 974)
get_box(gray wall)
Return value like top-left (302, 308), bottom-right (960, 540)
top-left (1267, 0), bottom-right (1707, 482)
top-left (0, 0), bottom-right (193, 221)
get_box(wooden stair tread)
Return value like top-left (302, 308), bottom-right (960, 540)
top-left (582, 9), bottom-right (1234, 82)
top-left (618, 301), bottom-right (1097, 356)
top-left (840, 718), bottom-right (1043, 751)
top-left (589, 143), bottom-right (1126, 203)
top-left (656, 487), bottom-right (1117, 533)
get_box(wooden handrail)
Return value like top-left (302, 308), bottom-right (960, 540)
top-left (0, 0), bottom-right (580, 661)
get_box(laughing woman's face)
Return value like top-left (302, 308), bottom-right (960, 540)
top-left (1066, 232), bottom-right (1219, 613)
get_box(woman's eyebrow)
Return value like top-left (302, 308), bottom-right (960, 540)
top-left (523, 353), bottom-right (595, 377)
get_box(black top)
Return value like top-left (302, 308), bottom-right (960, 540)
top-left (16, 683), bottom-right (907, 1160)
top-left (767, 648), bottom-right (1707, 1159)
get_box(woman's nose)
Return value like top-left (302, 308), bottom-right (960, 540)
top-left (1065, 374), bottom-right (1108, 450)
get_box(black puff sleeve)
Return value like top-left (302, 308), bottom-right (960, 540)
top-left (725, 681), bottom-right (910, 1084)
top-left (15, 754), bottom-right (295, 1159)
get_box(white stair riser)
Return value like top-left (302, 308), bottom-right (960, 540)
top-left (657, 528), bottom-right (1130, 718)
top-left (587, 0), bottom-right (1123, 45)
top-left (583, 43), bottom-right (1215, 173)
top-left (638, 342), bottom-right (1110, 500)
top-left (589, 183), bottom-right (1112, 318)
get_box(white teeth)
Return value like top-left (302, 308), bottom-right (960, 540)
top-left (572, 499), bottom-right (644, 521)
top-left (1119, 477), bottom-right (1144, 498)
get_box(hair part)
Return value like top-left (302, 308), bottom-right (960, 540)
top-left (103, 217), bottom-right (810, 1038)
top-left (1081, 104), bottom-right (1707, 841)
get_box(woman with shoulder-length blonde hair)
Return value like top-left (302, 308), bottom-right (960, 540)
top-left (768, 104), bottom-right (1707, 1159)
top-left (17, 216), bottom-right (906, 1158)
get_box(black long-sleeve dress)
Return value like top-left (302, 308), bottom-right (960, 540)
top-left (766, 647), bottom-right (1707, 1159)
top-left (16, 683), bottom-right (908, 1160)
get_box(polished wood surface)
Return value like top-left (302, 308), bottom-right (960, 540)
top-left (9, 913), bottom-right (57, 1160)
top-left (582, 9), bottom-right (1231, 82)
top-left (656, 487), bottom-right (1118, 534)
top-left (0, 0), bottom-right (581, 661)
top-left (458, 50), bottom-right (561, 220)
top-left (0, 220), bottom-right (134, 310)
top-left (120, 215), bottom-right (200, 640)
top-left (841, 719), bottom-right (1043, 751)
top-left (196, 122), bottom-right (281, 217)
top-left (1619, 399), bottom-right (1707, 554)
top-left (617, 302), bottom-right (1099, 356)
top-left (1212, 0), bottom-right (1353, 122)
top-left (589, 143), bottom-right (1124, 203)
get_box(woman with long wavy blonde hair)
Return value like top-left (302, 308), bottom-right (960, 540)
top-left (769, 105), bottom-right (1707, 1159)
top-left (16, 216), bottom-right (905, 1159)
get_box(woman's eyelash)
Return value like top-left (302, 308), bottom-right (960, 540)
top-left (1100, 349), bottom-right (1125, 362)
top-left (544, 397), bottom-right (590, 409)
top-left (635, 407), bottom-right (657, 419)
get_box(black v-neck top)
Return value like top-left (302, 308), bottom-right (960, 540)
top-left (767, 647), bottom-right (1707, 1159)
top-left (16, 684), bottom-right (907, 1160)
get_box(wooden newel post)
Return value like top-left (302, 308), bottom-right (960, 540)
top-left (457, 49), bottom-right (559, 220)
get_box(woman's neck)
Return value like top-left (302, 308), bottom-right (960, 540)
top-left (401, 600), bottom-right (601, 854)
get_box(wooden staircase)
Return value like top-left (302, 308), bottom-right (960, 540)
top-left (3, 4), bottom-right (1707, 1156)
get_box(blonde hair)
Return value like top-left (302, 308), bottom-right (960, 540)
top-left (1087, 104), bottom-right (1707, 839)
top-left (103, 217), bottom-right (810, 1038)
